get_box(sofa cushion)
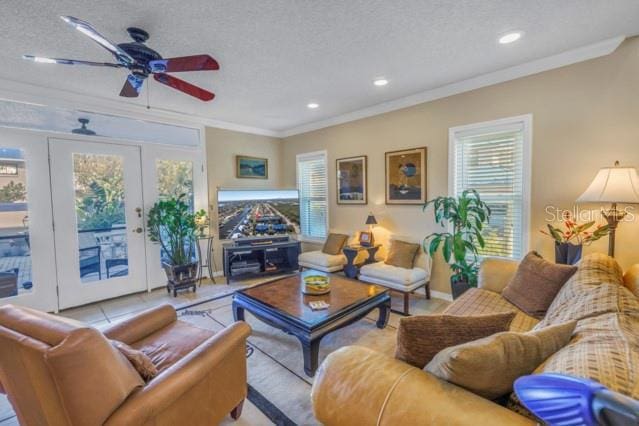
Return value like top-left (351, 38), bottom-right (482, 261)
top-left (502, 252), bottom-right (577, 319)
top-left (385, 240), bottom-right (420, 269)
top-left (623, 264), bottom-right (639, 298)
top-left (131, 320), bottom-right (215, 373)
top-left (509, 312), bottom-right (639, 414)
top-left (359, 261), bottom-right (427, 286)
top-left (395, 312), bottom-right (515, 369)
top-left (444, 288), bottom-right (539, 332)
top-left (299, 250), bottom-right (347, 268)
top-left (425, 321), bottom-right (576, 400)
top-left (322, 233), bottom-right (349, 255)
top-left (44, 327), bottom-right (144, 426)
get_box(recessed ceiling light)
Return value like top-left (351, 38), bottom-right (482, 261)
top-left (373, 78), bottom-right (388, 87)
top-left (498, 31), bottom-right (523, 44)
top-left (307, 102), bottom-right (319, 109)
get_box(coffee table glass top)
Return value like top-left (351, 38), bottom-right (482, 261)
top-left (237, 271), bottom-right (388, 326)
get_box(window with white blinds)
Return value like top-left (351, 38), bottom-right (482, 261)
top-left (297, 151), bottom-right (328, 239)
top-left (450, 116), bottom-right (531, 259)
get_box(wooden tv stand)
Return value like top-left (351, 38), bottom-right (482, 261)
top-left (222, 237), bottom-right (301, 283)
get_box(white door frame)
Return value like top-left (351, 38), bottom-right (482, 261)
top-left (141, 145), bottom-right (207, 289)
top-left (0, 129), bottom-right (57, 311)
top-left (49, 138), bottom-right (148, 309)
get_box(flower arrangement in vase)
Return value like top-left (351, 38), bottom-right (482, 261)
top-left (541, 212), bottom-right (609, 264)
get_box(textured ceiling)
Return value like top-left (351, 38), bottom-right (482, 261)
top-left (1, 0), bottom-right (638, 133)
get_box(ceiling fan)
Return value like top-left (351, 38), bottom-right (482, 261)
top-left (23, 16), bottom-right (219, 101)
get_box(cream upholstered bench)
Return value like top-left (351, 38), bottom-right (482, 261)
top-left (359, 239), bottom-right (431, 315)
top-left (298, 233), bottom-right (349, 273)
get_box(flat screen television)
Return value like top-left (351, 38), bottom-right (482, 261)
top-left (217, 189), bottom-right (300, 240)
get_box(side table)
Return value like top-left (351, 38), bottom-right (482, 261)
top-left (342, 244), bottom-right (381, 279)
top-left (196, 235), bottom-right (217, 285)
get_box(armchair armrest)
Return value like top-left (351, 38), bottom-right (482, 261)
top-left (103, 304), bottom-right (177, 345)
top-left (312, 346), bottom-right (534, 426)
top-left (477, 257), bottom-right (520, 294)
top-left (105, 321), bottom-right (251, 426)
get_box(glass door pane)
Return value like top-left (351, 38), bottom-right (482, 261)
top-left (73, 153), bottom-right (129, 282)
top-left (0, 148), bottom-right (32, 299)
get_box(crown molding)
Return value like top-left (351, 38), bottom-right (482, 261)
top-left (279, 36), bottom-right (626, 138)
top-left (0, 78), bottom-right (280, 137)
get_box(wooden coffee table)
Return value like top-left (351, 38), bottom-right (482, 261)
top-left (232, 271), bottom-right (391, 376)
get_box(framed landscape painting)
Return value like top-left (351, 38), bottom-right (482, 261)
top-left (336, 155), bottom-right (367, 204)
top-left (236, 155), bottom-right (268, 179)
top-left (385, 147), bottom-right (427, 204)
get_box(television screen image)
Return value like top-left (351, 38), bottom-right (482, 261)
top-left (217, 189), bottom-right (300, 240)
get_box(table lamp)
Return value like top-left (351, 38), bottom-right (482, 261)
top-left (361, 213), bottom-right (377, 246)
top-left (576, 161), bottom-right (639, 257)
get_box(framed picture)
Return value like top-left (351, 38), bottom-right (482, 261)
top-left (359, 231), bottom-right (374, 247)
top-left (385, 147), bottom-right (427, 204)
top-left (236, 155), bottom-right (268, 179)
top-left (336, 155), bottom-right (367, 204)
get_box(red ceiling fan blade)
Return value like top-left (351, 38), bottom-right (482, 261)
top-left (149, 55), bottom-right (219, 73)
top-left (153, 73), bottom-right (215, 101)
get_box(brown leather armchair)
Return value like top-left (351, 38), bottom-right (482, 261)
top-left (0, 303), bottom-right (251, 426)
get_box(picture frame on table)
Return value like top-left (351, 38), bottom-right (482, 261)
top-left (385, 147), bottom-right (427, 205)
top-left (236, 155), bottom-right (268, 179)
top-left (336, 155), bottom-right (367, 204)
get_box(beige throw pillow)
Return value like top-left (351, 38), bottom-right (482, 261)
top-left (111, 339), bottom-right (158, 382)
top-left (395, 312), bottom-right (515, 369)
top-left (502, 252), bottom-right (577, 319)
top-left (425, 320), bottom-right (576, 400)
top-left (322, 233), bottom-right (349, 255)
top-left (385, 240), bottom-right (420, 269)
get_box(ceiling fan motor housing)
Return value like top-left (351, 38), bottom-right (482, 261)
top-left (118, 27), bottom-right (162, 76)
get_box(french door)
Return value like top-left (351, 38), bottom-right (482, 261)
top-left (50, 139), bottom-right (147, 309)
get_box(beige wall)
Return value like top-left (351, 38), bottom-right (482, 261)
top-left (205, 127), bottom-right (283, 270)
top-left (280, 37), bottom-right (639, 295)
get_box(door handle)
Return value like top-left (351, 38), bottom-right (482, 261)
top-left (132, 227), bottom-right (143, 234)
top-left (135, 207), bottom-right (142, 218)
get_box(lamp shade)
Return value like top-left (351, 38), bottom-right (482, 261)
top-left (577, 165), bottom-right (639, 204)
top-left (365, 214), bottom-right (378, 225)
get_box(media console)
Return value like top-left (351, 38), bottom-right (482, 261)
top-left (222, 236), bottom-right (301, 283)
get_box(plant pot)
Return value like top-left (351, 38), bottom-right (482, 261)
top-left (554, 242), bottom-right (582, 265)
top-left (162, 261), bottom-right (198, 297)
top-left (451, 279), bottom-right (471, 300)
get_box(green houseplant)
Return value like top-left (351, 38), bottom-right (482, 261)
top-left (423, 189), bottom-right (491, 299)
top-left (147, 194), bottom-right (204, 296)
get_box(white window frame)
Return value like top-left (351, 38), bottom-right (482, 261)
top-left (448, 114), bottom-right (532, 259)
top-left (296, 150), bottom-right (329, 243)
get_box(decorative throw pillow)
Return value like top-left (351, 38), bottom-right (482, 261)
top-left (395, 312), bottom-right (515, 369)
top-left (623, 264), bottom-right (639, 298)
top-left (424, 321), bottom-right (576, 400)
top-left (322, 233), bottom-right (349, 255)
top-left (111, 339), bottom-right (158, 382)
top-left (385, 240), bottom-right (420, 269)
top-left (502, 252), bottom-right (577, 319)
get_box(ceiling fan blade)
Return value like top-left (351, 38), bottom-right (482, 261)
top-left (153, 73), bottom-right (215, 101)
top-left (60, 16), bottom-right (135, 66)
top-left (119, 74), bottom-right (145, 98)
top-left (22, 55), bottom-right (124, 68)
top-left (148, 55), bottom-right (219, 73)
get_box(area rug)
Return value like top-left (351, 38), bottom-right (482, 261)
top-left (178, 292), bottom-right (448, 425)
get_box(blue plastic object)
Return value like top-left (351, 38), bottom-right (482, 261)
top-left (515, 373), bottom-right (639, 426)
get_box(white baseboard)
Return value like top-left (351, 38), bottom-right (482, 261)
top-left (430, 290), bottom-right (453, 302)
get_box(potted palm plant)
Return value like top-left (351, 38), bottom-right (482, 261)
top-left (147, 194), bottom-right (201, 296)
top-left (423, 189), bottom-right (491, 299)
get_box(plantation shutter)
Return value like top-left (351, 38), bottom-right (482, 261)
top-left (297, 152), bottom-right (328, 239)
top-left (452, 122), bottom-right (527, 259)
